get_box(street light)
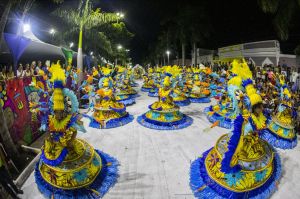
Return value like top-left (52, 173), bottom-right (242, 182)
top-left (117, 45), bottom-right (123, 50)
top-left (166, 50), bottom-right (171, 65)
top-left (49, 28), bottom-right (56, 35)
top-left (90, 51), bottom-right (93, 56)
top-left (125, 49), bottom-right (130, 52)
top-left (23, 24), bottom-right (31, 33)
top-left (116, 12), bottom-right (124, 23)
top-left (70, 42), bottom-right (74, 48)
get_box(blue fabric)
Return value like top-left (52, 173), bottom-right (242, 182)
top-left (40, 148), bottom-right (68, 166)
top-left (141, 87), bottom-right (151, 92)
top-left (4, 33), bottom-right (32, 74)
top-left (189, 97), bottom-right (211, 103)
top-left (148, 92), bottom-right (158, 97)
top-left (117, 98), bottom-right (135, 106)
top-left (260, 129), bottom-right (298, 149)
top-left (242, 79), bottom-right (253, 88)
top-left (221, 115), bottom-right (244, 173)
top-left (35, 150), bottom-right (119, 199)
top-left (86, 113), bottom-right (134, 129)
top-left (189, 148), bottom-right (281, 199)
top-left (174, 99), bottom-right (191, 107)
top-left (205, 112), bottom-right (233, 129)
top-left (137, 113), bottom-right (193, 130)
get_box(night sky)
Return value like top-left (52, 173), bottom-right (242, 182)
top-left (26, 0), bottom-right (300, 63)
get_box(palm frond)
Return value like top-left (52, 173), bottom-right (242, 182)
top-left (52, 8), bottom-right (81, 26)
top-left (257, 0), bottom-right (280, 13)
top-left (273, 0), bottom-right (296, 40)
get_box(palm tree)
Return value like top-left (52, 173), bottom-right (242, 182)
top-left (53, 0), bottom-right (119, 81)
top-left (257, 0), bottom-right (300, 40)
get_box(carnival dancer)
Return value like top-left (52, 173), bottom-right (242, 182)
top-left (137, 73), bottom-right (192, 130)
top-left (260, 74), bottom-right (298, 149)
top-left (190, 66), bottom-right (281, 199)
top-left (86, 66), bottom-right (133, 129)
top-left (204, 75), bottom-right (243, 129)
top-left (34, 63), bottom-right (119, 199)
top-left (189, 67), bottom-right (211, 103)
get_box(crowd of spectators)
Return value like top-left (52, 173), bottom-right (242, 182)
top-left (0, 61), bottom-right (45, 81)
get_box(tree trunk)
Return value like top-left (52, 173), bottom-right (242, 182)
top-left (163, 55), bottom-right (166, 66)
top-left (193, 42), bottom-right (197, 66)
top-left (181, 43), bottom-right (185, 66)
top-left (0, 1), bottom-right (13, 47)
top-left (0, 105), bottom-right (19, 159)
top-left (77, 29), bottom-right (83, 83)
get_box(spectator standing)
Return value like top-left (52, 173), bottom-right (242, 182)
top-left (24, 64), bottom-right (31, 77)
top-left (16, 64), bottom-right (24, 78)
top-left (0, 66), bottom-right (7, 81)
top-left (6, 66), bottom-right (15, 79)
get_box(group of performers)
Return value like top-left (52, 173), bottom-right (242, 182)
top-left (28, 59), bottom-right (298, 199)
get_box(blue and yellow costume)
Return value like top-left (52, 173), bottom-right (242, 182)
top-left (261, 75), bottom-right (298, 149)
top-left (141, 67), bottom-right (154, 92)
top-left (189, 67), bottom-right (211, 103)
top-left (190, 61), bottom-right (281, 199)
top-left (114, 67), bottom-right (136, 106)
top-left (35, 63), bottom-right (119, 199)
top-left (87, 67), bottom-right (133, 129)
top-left (137, 74), bottom-right (193, 130)
top-left (170, 65), bottom-right (191, 106)
top-left (204, 75), bottom-right (243, 129)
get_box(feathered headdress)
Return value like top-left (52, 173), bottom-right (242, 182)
top-left (231, 59), bottom-right (252, 80)
top-left (101, 66), bottom-right (113, 77)
top-left (49, 62), bottom-right (66, 111)
top-left (163, 76), bottom-right (171, 87)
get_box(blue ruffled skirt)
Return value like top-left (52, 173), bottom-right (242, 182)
top-left (189, 148), bottom-right (281, 199)
top-left (35, 150), bottom-right (119, 199)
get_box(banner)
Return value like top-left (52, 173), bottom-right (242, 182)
top-left (0, 76), bottom-right (48, 145)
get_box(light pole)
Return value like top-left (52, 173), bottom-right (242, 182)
top-left (166, 50), bottom-right (170, 65)
top-left (116, 45), bottom-right (123, 65)
top-left (49, 28), bottom-right (56, 43)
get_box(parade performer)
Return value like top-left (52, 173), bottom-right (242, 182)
top-left (148, 67), bottom-right (161, 97)
top-left (170, 65), bottom-right (191, 106)
top-left (141, 67), bottom-right (154, 92)
top-left (190, 63), bottom-right (281, 199)
top-left (114, 66), bottom-right (136, 106)
top-left (204, 75), bottom-right (243, 129)
top-left (35, 63), bottom-right (119, 199)
top-left (137, 74), bottom-right (193, 130)
top-left (261, 74), bottom-right (298, 149)
top-left (115, 65), bottom-right (138, 98)
top-left (189, 68), bottom-right (211, 103)
top-left (87, 66), bottom-right (133, 129)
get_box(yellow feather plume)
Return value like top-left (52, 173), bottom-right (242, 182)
top-left (49, 61), bottom-right (66, 83)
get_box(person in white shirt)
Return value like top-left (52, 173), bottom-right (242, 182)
top-left (16, 64), bottom-right (24, 78)
top-left (291, 69), bottom-right (299, 83)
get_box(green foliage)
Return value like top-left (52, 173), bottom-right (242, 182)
top-left (258, 0), bottom-right (300, 41)
top-left (52, 0), bottom-right (133, 63)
